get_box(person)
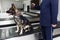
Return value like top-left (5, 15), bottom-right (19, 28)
top-left (31, 3), bottom-right (40, 10)
top-left (32, 0), bottom-right (58, 40)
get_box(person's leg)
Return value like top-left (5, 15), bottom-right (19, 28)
top-left (41, 26), bottom-right (53, 40)
top-left (45, 26), bottom-right (53, 40)
top-left (41, 26), bottom-right (46, 40)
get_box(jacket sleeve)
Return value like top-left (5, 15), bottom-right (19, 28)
top-left (51, 0), bottom-right (58, 24)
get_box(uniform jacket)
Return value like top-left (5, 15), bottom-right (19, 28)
top-left (35, 0), bottom-right (58, 26)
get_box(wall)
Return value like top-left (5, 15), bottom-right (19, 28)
top-left (0, 0), bottom-right (60, 21)
top-left (57, 0), bottom-right (60, 21)
top-left (1, 0), bottom-right (23, 12)
top-left (0, 0), bottom-right (1, 12)
top-left (0, 0), bottom-right (31, 12)
top-left (23, 0), bottom-right (31, 11)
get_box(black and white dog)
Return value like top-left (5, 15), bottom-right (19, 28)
top-left (6, 8), bottom-right (32, 35)
top-left (14, 15), bottom-right (31, 35)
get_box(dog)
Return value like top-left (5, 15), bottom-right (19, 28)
top-left (14, 15), bottom-right (31, 35)
top-left (6, 5), bottom-right (31, 35)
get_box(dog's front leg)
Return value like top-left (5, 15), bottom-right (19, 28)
top-left (15, 25), bottom-right (19, 33)
top-left (20, 26), bottom-right (23, 35)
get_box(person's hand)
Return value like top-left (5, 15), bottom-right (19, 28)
top-left (31, 3), bottom-right (36, 8)
top-left (51, 24), bottom-right (57, 28)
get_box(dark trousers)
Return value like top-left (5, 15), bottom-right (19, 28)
top-left (41, 26), bottom-right (53, 40)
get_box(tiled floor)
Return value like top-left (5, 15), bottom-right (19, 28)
top-left (4, 36), bottom-right (60, 40)
top-left (53, 28), bottom-right (60, 36)
top-left (53, 36), bottom-right (60, 40)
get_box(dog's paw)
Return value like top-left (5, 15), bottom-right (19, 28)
top-left (24, 25), bottom-right (30, 29)
top-left (19, 29), bottom-right (23, 35)
top-left (19, 32), bottom-right (23, 35)
top-left (15, 30), bottom-right (19, 33)
top-left (25, 30), bottom-right (29, 32)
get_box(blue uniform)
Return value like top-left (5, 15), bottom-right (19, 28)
top-left (35, 0), bottom-right (58, 40)
top-left (40, 0), bottom-right (58, 26)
